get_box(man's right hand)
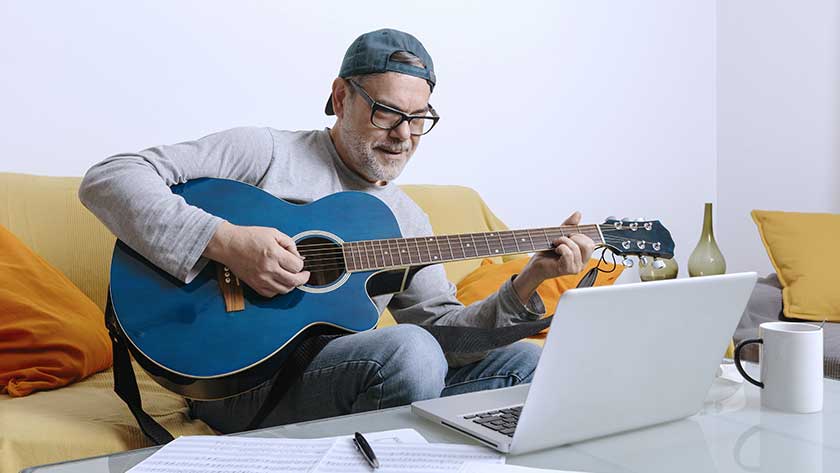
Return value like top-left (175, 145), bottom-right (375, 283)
top-left (203, 221), bottom-right (310, 298)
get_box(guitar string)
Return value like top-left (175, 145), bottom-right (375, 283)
top-left (303, 250), bottom-right (641, 273)
top-left (296, 234), bottom-right (657, 263)
top-left (297, 238), bottom-right (660, 267)
top-left (300, 237), bottom-right (664, 272)
top-left (292, 225), bottom-right (653, 251)
top-left (296, 230), bottom-right (616, 255)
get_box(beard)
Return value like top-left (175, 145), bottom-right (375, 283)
top-left (336, 121), bottom-right (413, 182)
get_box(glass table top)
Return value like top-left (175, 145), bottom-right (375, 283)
top-left (23, 362), bottom-right (840, 473)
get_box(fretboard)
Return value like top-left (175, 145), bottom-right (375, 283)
top-left (343, 225), bottom-right (605, 272)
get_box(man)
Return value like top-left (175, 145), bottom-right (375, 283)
top-left (79, 28), bottom-right (595, 434)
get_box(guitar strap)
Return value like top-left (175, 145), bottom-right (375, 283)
top-left (105, 292), bottom-right (175, 445)
top-left (107, 266), bottom-right (600, 445)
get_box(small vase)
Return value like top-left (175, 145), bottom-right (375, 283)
top-left (639, 257), bottom-right (679, 282)
top-left (688, 202), bottom-right (726, 277)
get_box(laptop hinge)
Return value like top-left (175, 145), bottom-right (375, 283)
top-left (440, 420), bottom-right (503, 449)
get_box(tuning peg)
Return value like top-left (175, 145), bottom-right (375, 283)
top-left (622, 257), bottom-right (635, 268)
top-left (639, 255), bottom-right (649, 267)
top-left (606, 215), bottom-right (617, 221)
top-left (652, 259), bottom-right (666, 270)
top-left (621, 217), bottom-right (633, 222)
top-left (636, 217), bottom-right (646, 222)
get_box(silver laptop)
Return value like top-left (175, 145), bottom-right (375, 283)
top-left (412, 272), bottom-right (757, 455)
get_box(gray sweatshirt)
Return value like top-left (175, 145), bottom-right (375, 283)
top-left (79, 127), bottom-right (544, 365)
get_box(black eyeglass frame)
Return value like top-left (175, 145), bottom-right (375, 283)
top-left (346, 79), bottom-right (440, 136)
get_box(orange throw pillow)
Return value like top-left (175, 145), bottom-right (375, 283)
top-left (0, 225), bottom-right (112, 396)
top-left (456, 257), bottom-right (624, 339)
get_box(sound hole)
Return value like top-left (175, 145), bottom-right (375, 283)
top-left (298, 236), bottom-right (345, 287)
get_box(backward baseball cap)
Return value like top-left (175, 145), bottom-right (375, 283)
top-left (325, 28), bottom-right (436, 115)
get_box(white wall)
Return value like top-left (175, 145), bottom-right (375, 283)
top-left (717, 0), bottom-right (840, 274)
top-left (1, 1), bottom-right (716, 273)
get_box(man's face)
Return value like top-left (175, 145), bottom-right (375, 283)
top-left (334, 72), bottom-right (431, 183)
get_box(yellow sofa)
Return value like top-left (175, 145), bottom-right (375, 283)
top-left (0, 172), bottom-right (519, 472)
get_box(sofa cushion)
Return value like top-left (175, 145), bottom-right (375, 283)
top-left (733, 273), bottom-right (840, 380)
top-left (752, 210), bottom-right (840, 322)
top-left (0, 172), bottom-right (116, 312)
top-left (0, 225), bottom-right (112, 396)
top-left (0, 362), bottom-right (214, 472)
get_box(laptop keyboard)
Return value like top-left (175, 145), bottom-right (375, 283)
top-left (463, 405), bottom-right (522, 437)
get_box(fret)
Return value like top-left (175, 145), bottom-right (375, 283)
top-left (511, 230), bottom-right (522, 252)
top-left (497, 232), bottom-right (507, 254)
top-left (356, 241), bottom-right (366, 270)
top-left (454, 234), bottom-right (466, 259)
top-left (470, 234), bottom-right (479, 258)
top-left (395, 239), bottom-right (405, 266)
top-left (365, 240), bottom-right (377, 268)
top-left (342, 243), bottom-right (351, 272)
top-left (541, 228), bottom-right (551, 249)
top-left (455, 235), bottom-right (464, 259)
top-left (433, 237), bottom-right (444, 262)
top-left (377, 239), bottom-right (386, 267)
top-left (369, 240), bottom-right (379, 268)
top-left (482, 232), bottom-right (492, 257)
top-left (445, 235), bottom-right (455, 262)
top-left (382, 239), bottom-right (391, 267)
top-left (401, 238), bottom-right (412, 265)
top-left (383, 239), bottom-right (394, 268)
top-left (347, 243), bottom-right (358, 272)
top-left (413, 237), bottom-right (426, 264)
top-left (526, 230), bottom-right (536, 251)
top-left (403, 238), bottom-right (413, 264)
top-left (376, 239), bottom-right (386, 268)
top-left (389, 239), bottom-right (398, 267)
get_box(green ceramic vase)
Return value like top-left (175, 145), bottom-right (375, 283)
top-left (688, 202), bottom-right (726, 277)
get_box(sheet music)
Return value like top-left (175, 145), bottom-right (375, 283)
top-left (312, 438), bottom-right (505, 472)
top-left (126, 429), bottom-right (500, 473)
top-left (126, 429), bottom-right (429, 473)
top-left (126, 436), bottom-right (335, 473)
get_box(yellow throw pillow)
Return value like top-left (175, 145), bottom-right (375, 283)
top-left (456, 257), bottom-right (624, 340)
top-left (0, 225), bottom-right (112, 396)
top-left (752, 210), bottom-right (840, 322)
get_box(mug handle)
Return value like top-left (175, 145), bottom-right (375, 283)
top-left (734, 338), bottom-right (764, 388)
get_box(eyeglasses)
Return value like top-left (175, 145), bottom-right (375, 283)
top-left (347, 79), bottom-right (440, 136)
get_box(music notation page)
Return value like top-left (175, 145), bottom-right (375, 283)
top-left (126, 429), bottom-right (503, 473)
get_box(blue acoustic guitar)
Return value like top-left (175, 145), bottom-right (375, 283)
top-left (109, 178), bottom-right (675, 400)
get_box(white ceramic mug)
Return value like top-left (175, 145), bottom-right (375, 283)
top-left (734, 321), bottom-right (824, 413)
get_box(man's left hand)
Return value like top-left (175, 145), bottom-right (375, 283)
top-left (512, 211), bottom-right (597, 305)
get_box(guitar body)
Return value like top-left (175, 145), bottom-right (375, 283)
top-left (109, 178), bottom-right (409, 400)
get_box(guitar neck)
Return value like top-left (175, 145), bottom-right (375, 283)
top-left (342, 225), bottom-right (605, 272)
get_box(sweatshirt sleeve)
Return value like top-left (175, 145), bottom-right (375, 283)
top-left (78, 127), bottom-right (274, 283)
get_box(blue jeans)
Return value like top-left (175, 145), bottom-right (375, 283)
top-left (190, 324), bottom-right (542, 434)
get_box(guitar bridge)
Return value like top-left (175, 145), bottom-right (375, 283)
top-left (216, 263), bottom-right (245, 312)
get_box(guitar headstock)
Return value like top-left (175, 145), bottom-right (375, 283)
top-left (600, 217), bottom-right (675, 264)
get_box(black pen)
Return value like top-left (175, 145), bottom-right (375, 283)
top-left (353, 431), bottom-right (380, 469)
